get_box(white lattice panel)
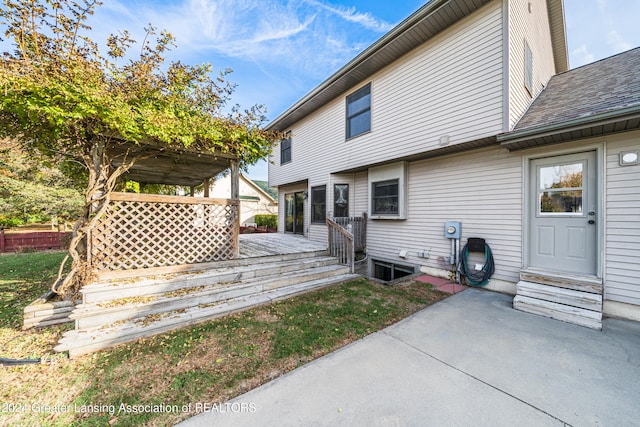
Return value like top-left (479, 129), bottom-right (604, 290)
top-left (90, 193), bottom-right (239, 271)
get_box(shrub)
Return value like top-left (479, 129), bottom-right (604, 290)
top-left (255, 214), bottom-right (277, 229)
top-left (0, 216), bottom-right (24, 229)
top-left (26, 213), bottom-right (50, 224)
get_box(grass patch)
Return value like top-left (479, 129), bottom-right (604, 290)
top-left (0, 251), bottom-right (73, 361)
top-left (1, 252), bottom-right (449, 426)
top-left (0, 251), bottom-right (67, 328)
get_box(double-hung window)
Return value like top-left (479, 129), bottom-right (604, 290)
top-left (346, 83), bottom-right (371, 139)
top-left (280, 131), bottom-right (292, 164)
top-left (372, 179), bottom-right (399, 215)
top-left (311, 185), bottom-right (326, 223)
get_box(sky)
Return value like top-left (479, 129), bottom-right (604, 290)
top-left (6, 0), bottom-right (640, 181)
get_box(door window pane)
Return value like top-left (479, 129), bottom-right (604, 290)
top-left (285, 194), bottom-right (294, 232)
top-left (285, 192), bottom-right (304, 233)
top-left (295, 192), bottom-right (304, 234)
top-left (334, 184), bottom-right (349, 218)
top-left (538, 162), bottom-right (584, 214)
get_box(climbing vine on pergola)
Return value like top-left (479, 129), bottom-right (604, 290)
top-left (0, 0), bottom-right (279, 295)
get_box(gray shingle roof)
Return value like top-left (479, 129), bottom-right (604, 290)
top-left (514, 47), bottom-right (640, 132)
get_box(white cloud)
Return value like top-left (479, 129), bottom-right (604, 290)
top-left (304, 0), bottom-right (393, 32)
top-left (571, 44), bottom-right (595, 67)
top-left (84, 0), bottom-right (391, 80)
top-left (606, 30), bottom-right (633, 54)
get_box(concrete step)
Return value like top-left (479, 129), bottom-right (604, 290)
top-left (514, 294), bottom-right (602, 330)
top-left (72, 264), bottom-right (351, 330)
top-left (516, 281), bottom-right (602, 312)
top-left (81, 256), bottom-right (340, 304)
top-left (56, 273), bottom-right (360, 358)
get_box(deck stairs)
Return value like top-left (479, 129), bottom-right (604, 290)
top-left (55, 250), bottom-right (358, 357)
top-left (513, 269), bottom-right (603, 330)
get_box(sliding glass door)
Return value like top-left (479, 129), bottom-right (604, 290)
top-left (285, 192), bottom-right (304, 234)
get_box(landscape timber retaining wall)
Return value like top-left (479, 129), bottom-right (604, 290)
top-left (23, 300), bottom-right (75, 329)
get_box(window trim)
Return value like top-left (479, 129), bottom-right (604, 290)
top-left (346, 83), bottom-right (371, 140)
top-left (310, 185), bottom-right (327, 224)
top-left (371, 179), bottom-right (399, 216)
top-left (280, 131), bottom-right (292, 165)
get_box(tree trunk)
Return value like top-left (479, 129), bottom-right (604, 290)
top-left (53, 138), bottom-right (135, 297)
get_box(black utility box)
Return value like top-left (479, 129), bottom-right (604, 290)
top-left (467, 238), bottom-right (486, 253)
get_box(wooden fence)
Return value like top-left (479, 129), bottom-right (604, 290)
top-left (0, 230), bottom-right (71, 253)
top-left (88, 192), bottom-right (239, 273)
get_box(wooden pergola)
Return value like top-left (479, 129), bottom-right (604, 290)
top-left (87, 140), bottom-right (243, 276)
top-left (108, 140), bottom-right (241, 198)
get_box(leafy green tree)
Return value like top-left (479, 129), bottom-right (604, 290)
top-left (0, 139), bottom-right (84, 226)
top-left (0, 0), bottom-right (278, 295)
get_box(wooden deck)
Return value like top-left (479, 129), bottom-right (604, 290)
top-left (91, 233), bottom-right (327, 281)
top-left (54, 233), bottom-right (357, 357)
top-left (239, 233), bottom-right (326, 258)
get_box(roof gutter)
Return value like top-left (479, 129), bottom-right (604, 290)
top-left (498, 104), bottom-right (640, 148)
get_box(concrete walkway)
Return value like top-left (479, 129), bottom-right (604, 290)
top-left (178, 289), bottom-right (640, 427)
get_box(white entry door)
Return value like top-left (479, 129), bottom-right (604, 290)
top-left (529, 151), bottom-right (598, 275)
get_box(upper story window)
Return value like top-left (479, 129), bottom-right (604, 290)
top-left (525, 41), bottom-right (533, 95)
top-left (280, 131), bottom-right (292, 165)
top-left (311, 185), bottom-right (326, 223)
top-left (346, 83), bottom-right (371, 139)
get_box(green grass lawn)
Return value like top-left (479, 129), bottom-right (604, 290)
top-left (0, 251), bottom-right (67, 328)
top-left (1, 251), bottom-right (448, 426)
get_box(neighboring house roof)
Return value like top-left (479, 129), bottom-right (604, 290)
top-left (252, 180), bottom-right (278, 200)
top-left (242, 175), bottom-right (277, 204)
top-left (266, 0), bottom-right (568, 133)
top-left (499, 47), bottom-right (640, 150)
top-left (199, 173), bottom-right (277, 204)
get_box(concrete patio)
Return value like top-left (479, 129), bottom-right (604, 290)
top-left (179, 288), bottom-right (640, 427)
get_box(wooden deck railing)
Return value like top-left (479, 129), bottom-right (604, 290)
top-left (88, 192), bottom-right (239, 272)
top-left (332, 214), bottom-right (367, 251)
top-left (327, 217), bottom-right (355, 274)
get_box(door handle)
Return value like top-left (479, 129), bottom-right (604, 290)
top-left (588, 219), bottom-right (596, 225)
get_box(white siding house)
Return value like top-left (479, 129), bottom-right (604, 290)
top-left (196, 174), bottom-right (277, 226)
top-left (267, 0), bottom-right (640, 324)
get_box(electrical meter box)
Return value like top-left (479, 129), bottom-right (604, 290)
top-left (444, 221), bottom-right (462, 239)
